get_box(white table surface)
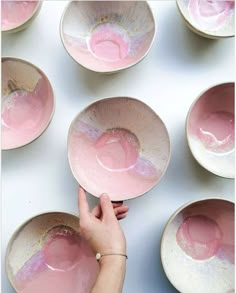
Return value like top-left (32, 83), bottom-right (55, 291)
top-left (2, 1), bottom-right (235, 292)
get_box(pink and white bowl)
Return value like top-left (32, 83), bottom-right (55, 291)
top-left (60, 1), bottom-right (156, 73)
top-left (1, 1), bottom-right (42, 33)
top-left (186, 82), bottom-right (234, 178)
top-left (5, 212), bottom-right (99, 293)
top-left (161, 198), bottom-right (235, 293)
top-left (1, 57), bottom-right (55, 150)
top-left (176, 0), bottom-right (235, 39)
top-left (68, 97), bottom-right (171, 201)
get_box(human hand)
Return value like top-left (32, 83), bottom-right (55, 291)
top-left (78, 187), bottom-right (128, 256)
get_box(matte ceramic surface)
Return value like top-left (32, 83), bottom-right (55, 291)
top-left (186, 82), bottom-right (234, 178)
top-left (60, 1), bottom-right (156, 73)
top-left (6, 212), bottom-right (99, 293)
top-left (1, 58), bottom-right (55, 150)
top-left (177, 0), bottom-right (235, 39)
top-left (68, 97), bottom-right (170, 201)
top-left (1, 1), bottom-right (42, 33)
top-left (161, 198), bottom-right (235, 293)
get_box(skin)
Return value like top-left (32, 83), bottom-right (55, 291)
top-left (78, 187), bottom-right (128, 293)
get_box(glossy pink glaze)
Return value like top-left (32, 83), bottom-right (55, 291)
top-left (89, 23), bottom-right (130, 62)
top-left (2, 59), bottom-right (54, 149)
top-left (188, 83), bottom-right (234, 153)
top-left (1, 1), bottom-right (39, 31)
top-left (15, 226), bottom-right (99, 293)
top-left (176, 215), bottom-right (223, 260)
top-left (176, 200), bottom-right (234, 264)
top-left (188, 0), bottom-right (234, 31)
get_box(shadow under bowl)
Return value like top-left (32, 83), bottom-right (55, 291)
top-left (1, 57), bottom-right (55, 150)
top-left (186, 82), bottom-right (235, 178)
top-left (6, 212), bottom-right (99, 293)
top-left (68, 97), bottom-right (171, 201)
top-left (161, 198), bottom-right (235, 293)
top-left (60, 1), bottom-right (156, 73)
top-left (176, 0), bottom-right (235, 39)
top-left (1, 1), bottom-right (42, 33)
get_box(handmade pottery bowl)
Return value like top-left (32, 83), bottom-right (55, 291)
top-left (161, 198), bottom-right (235, 293)
top-left (1, 1), bottom-right (42, 33)
top-left (60, 1), bottom-right (156, 73)
top-left (6, 212), bottom-right (99, 293)
top-left (186, 82), bottom-right (234, 178)
top-left (68, 97), bottom-right (171, 201)
top-left (176, 0), bottom-right (235, 39)
top-left (2, 57), bottom-right (55, 150)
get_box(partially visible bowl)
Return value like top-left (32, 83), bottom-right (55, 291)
top-left (1, 57), bottom-right (55, 150)
top-left (60, 1), bottom-right (156, 73)
top-left (6, 212), bottom-right (99, 293)
top-left (161, 198), bottom-right (235, 293)
top-left (68, 97), bottom-right (171, 201)
top-left (176, 0), bottom-right (235, 39)
top-left (186, 82), bottom-right (234, 178)
top-left (1, 1), bottom-right (42, 33)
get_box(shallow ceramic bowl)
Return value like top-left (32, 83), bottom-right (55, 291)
top-left (1, 1), bottom-right (42, 33)
top-left (186, 82), bottom-right (234, 178)
top-left (176, 0), bottom-right (235, 39)
top-left (60, 1), bottom-right (156, 73)
top-left (6, 212), bottom-right (99, 292)
top-left (161, 198), bottom-right (235, 293)
top-left (2, 57), bottom-right (55, 150)
top-left (68, 97), bottom-right (171, 201)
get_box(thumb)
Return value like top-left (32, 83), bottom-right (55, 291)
top-left (100, 193), bottom-right (116, 222)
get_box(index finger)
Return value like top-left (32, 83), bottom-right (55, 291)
top-left (78, 186), bottom-right (90, 219)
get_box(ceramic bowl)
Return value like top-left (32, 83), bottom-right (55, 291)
top-left (176, 0), bottom-right (235, 39)
top-left (60, 1), bottom-right (156, 73)
top-left (6, 212), bottom-right (99, 293)
top-left (68, 97), bottom-right (171, 201)
top-left (161, 198), bottom-right (235, 293)
top-left (186, 82), bottom-right (234, 178)
top-left (2, 57), bottom-right (55, 150)
top-left (1, 1), bottom-right (42, 33)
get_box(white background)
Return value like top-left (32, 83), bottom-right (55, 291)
top-left (2, 1), bottom-right (235, 292)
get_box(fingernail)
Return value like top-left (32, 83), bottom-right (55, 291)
top-left (101, 193), bottom-right (109, 200)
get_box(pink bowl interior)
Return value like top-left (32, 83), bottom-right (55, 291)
top-left (1, 1), bottom-right (39, 31)
top-left (161, 199), bottom-right (234, 292)
top-left (61, 1), bottom-right (155, 72)
top-left (68, 97), bottom-right (170, 201)
top-left (1, 58), bottom-right (54, 150)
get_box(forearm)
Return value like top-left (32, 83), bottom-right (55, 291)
top-left (91, 256), bottom-right (126, 293)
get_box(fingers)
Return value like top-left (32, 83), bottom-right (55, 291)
top-left (100, 193), bottom-right (116, 221)
top-left (78, 187), bottom-right (90, 220)
top-left (91, 205), bottom-right (102, 218)
top-left (117, 212), bottom-right (128, 220)
top-left (113, 205), bottom-right (129, 216)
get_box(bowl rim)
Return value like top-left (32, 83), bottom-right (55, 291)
top-left (185, 81), bottom-right (235, 179)
top-left (1, 56), bottom-right (56, 151)
top-left (67, 96), bottom-right (171, 202)
top-left (176, 0), bottom-right (235, 39)
top-left (160, 196), bottom-right (235, 293)
top-left (1, 1), bottom-right (42, 33)
top-left (5, 211), bottom-right (80, 292)
top-left (59, 0), bottom-right (157, 73)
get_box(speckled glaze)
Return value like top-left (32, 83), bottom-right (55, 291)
top-left (68, 97), bottom-right (171, 201)
top-left (161, 198), bottom-right (235, 293)
top-left (60, 1), bottom-right (156, 73)
top-left (1, 58), bottom-right (55, 150)
top-left (186, 82), bottom-right (234, 178)
top-left (1, 1), bottom-right (42, 33)
top-left (6, 212), bottom-right (99, 293)
top-left (177, 0), bottom-right (235, 39)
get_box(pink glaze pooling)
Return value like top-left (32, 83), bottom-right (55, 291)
top-left (197, 111), bottom-right (234, 152)
top-left (15, 226), bottom-right (99, 293)
top-left (1, 1), bottom-right (39, 31)
top-left (176, 215), bottom-right (223, 260)
top-left (188, 0), bottom-right (234, 31)
top-left (89, 23), bottom-right (130, 62)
